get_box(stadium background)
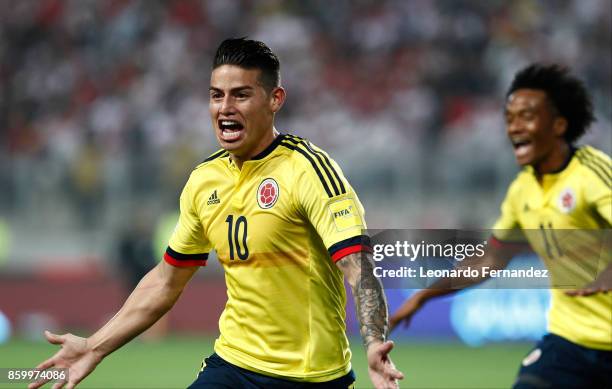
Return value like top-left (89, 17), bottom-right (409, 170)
top-left (0, 0), bottom-right (610, 388)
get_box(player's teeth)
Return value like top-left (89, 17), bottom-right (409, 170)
top-left (222, 130), bottom-right (241, 140)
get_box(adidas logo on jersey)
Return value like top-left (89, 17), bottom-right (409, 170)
top-left (207, 190), bottom-right (220, 205)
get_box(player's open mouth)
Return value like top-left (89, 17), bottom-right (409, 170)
top-left (512, 139), bottom-right (533, 158)
top-left (219, 120), bottom-right (245, 142)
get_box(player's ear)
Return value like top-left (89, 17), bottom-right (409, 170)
top-left (269, 86), bottom-right (286, 113)
top-left (553, 116), bottom-right (567, 137)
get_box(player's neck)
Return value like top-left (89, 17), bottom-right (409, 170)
top-left (534, 142), bottom-right (571, 178)
top-left (230, 128), bottom-right (279, 170)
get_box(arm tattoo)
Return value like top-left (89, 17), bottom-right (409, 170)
top-left (338, 252), bottom-right (388, 349)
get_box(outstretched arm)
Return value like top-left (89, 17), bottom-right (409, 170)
top-left (337, 251), bottom-right (404, 389)
top-left (29, 260), bottom-right (198, 389)
top-left (389, 240), bottom-right (523, 332)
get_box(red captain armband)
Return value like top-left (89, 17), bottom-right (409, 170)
top-left (328, 235), bottom-right (373, 263)
top-left (164, 246), bottom-right (208, 267)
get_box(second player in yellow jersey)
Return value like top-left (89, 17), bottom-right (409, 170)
top-left (390, 64), bottom-right (611, 389)
top-left (493, 145), bottom-right (611, 350)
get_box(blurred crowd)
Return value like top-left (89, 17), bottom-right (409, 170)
top-left (0, 0), bottom-right (610, 266)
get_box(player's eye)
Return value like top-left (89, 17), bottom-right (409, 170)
top-left (520, 111), bottom-right (535, 120)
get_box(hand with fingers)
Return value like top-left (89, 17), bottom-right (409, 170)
top-left (565, 285), bottom-right (611, 297)
top-left (389, 293), bottom-right (424, 333)
top-left (367, 341), bottom-right (405, 389)
top-left (565, 268), bottom-right (612, 297)
top-left (28, 330), bottom-right (102, 389)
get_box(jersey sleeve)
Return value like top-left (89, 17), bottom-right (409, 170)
top-left (293, 143), bottom-right (370, 262)
top-left (491, 177), bottom-right (525, 244)
top-left (164, 174), bottom-right (211, 267)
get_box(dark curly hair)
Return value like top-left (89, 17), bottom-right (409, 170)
top-left (213, 37), bottom-right (280, 92)
top-left (507, 63), bottom-right (595, 144)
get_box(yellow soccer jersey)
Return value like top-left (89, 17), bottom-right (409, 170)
top-left (164, 134), bottom-right (370, 381)
top-left (492, 146), bottom-right (612, 350)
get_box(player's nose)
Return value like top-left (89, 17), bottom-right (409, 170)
top-left (219, 96), bottom-right (236, 115)
top-left (506, 118), bottom-right (523, 135)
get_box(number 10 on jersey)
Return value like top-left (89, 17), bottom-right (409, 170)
top-left (226, 215), bottom-right (249, 260)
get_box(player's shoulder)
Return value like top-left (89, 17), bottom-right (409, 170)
top-left (574, 145), bottom-right (611, 166)
top-left (185, 148), bottom-right (229, 186)
top-left (278, 133), bottom-right (348, 197)
top-left (278, 133), bottom-right (317, 166)
top-left (507, 167), bottom-right (532, 189)
top-left (193, 148), bottom-right (229, 171)
top-left (278, 134), bottom-right (329, 167)
top-left (497, 167), bottom-right (533, 205)
top-left (574, 145), bottom-right (611, 188)
top-left (576, 145), bottom-right (611, 161)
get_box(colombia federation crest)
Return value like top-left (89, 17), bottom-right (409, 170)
top-left (257, 178), bottom-right (279, 209)
top-left (557, 187), bottom-right (576, 214)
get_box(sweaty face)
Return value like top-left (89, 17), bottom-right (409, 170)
top-left (209, 65), bottom-right (276, 160)
top-left (505, 89), bottom-right (562, 169)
